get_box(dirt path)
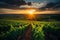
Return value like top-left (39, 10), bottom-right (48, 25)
top-left (17, 24), bottom-right (32, 40)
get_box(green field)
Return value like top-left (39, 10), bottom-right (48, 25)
top-left (0, 19), bottom-right (60, 40)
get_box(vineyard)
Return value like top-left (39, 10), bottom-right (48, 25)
top-left (0, 20), bottom-right (60, 40)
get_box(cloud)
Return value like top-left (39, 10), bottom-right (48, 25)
top-left (19, 2), bottom-right (48, 8)
top-left (0, 1), bottom-right (60, 9)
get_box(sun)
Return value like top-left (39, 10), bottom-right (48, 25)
top-left (29, 11), bottom-right (33, 14)
top-left (27, 9), bottom-right (36, 20)
top-left (28, 10), bottom-right (36, 14)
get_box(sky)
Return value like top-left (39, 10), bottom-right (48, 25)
top-left (0, 0), bottom-right (60, 14)
top-left (25, 0), bottom-right (60, 3)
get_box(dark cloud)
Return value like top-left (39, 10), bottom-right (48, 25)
top-left (0, 0), bottom-right (26, 8)
top-left (46, 2), bottom-right (60, 8)
top-left (40, 2), bottom-right (60, 10)
top-left (0, 0), bottom-right (26, 5)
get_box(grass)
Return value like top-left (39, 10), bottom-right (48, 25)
top-left (0, 19), bottom-right (60, 40)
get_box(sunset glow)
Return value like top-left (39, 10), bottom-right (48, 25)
top-left (0, 8), bottom-right (60, 14)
